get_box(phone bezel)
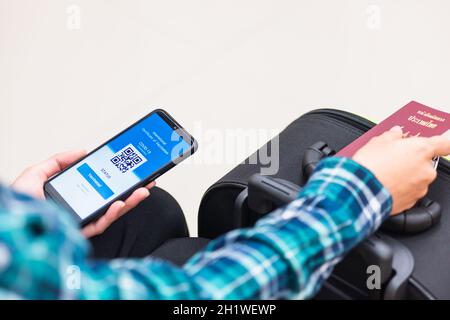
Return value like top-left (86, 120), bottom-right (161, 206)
top-left (43, 108), bottom-right (198, 226)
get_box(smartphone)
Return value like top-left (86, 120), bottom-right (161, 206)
top-left (44, 109), bottom-right (197, 226)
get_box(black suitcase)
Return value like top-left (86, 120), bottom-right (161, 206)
top-left (197, 108), bottom-right (450, 300)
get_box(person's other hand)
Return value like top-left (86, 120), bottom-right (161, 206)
top-left (353, 126), bottom-right (450, 215)
top-left (11, 150), bottom-right (156, 238)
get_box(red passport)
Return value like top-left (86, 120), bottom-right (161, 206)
top-left (337, 101), bottom-right (450, 158)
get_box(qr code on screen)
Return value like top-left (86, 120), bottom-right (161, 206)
top-left (110, 144), bottom-right (147, 173)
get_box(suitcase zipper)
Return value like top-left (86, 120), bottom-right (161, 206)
top-left (305, 108), bottom-right (450, 175)
top-left (305, 108), bottom-right (376, 131)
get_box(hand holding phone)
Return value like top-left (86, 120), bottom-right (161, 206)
top-left (21, 109), bottom-right (197, 230)
top-left (11, 150), bottom-right (157, 237)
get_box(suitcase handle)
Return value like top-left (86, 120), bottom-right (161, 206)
top-left (234, 173), bottom-right (413, 299)
top-left (302, 141), bottom-right (442, 234)
top-left (232, 175), bottom-right (301, 228)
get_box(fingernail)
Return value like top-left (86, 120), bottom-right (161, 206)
top-left (390, 125), bottom-right (403, 132)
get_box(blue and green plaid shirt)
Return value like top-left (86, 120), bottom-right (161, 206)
top-left (0, 157), bottom-right (392, 299)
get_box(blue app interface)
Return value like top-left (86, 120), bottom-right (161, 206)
top-left (49, 113), bottom-right (191, 219)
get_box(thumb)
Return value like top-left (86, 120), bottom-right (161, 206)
top-left (427, 136), bottom-right (450, 157)
top-left (36, 149), bottom-right (87, 179)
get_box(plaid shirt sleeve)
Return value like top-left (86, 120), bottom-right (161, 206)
top-left (0, 157), bottom-right (392, 299)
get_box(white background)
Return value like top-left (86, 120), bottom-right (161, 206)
top-left (1, 0), bottom-right (449, 235)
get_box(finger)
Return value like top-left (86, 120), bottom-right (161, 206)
top-left (144, 181), bottom-right (156, 189)
top-left (426, 136), bottom-right (450, 157)
top-left (98, 200), bottom-right (126, 230)
top-left (81, 188), bottom-right (150, 238)
top-left (86, 189), bottom-right (150, 237)
top-left (82, 201), bottom-right (125, 238)
top-left (121, 188), bottom-right (150, 214)
top-left (36, 149), bottom-right (87, 179)
top-left (378, 126), bottom-right (404, 141)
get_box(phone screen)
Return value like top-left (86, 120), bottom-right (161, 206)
top-left (47, 112), bottom-right (191, 220)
